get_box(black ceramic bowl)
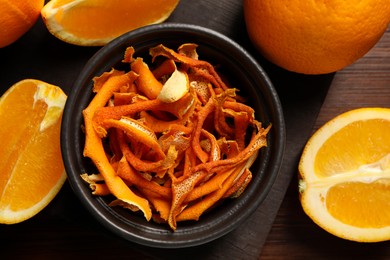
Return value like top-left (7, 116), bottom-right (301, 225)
top-left (61, 23), bottom-right (285, 248)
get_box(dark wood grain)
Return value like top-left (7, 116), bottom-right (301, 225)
top-left (0, 0), bottom-right (388, 259)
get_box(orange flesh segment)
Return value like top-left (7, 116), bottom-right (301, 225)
top-left (52, 0), bottom-right (179, 39)
top-left (0, 81), bottom-right (64, 213)
top-left (315, 119), bottom-right (390, 177)
top-left (326, 180), bottom-right (390, 228)
top-left (0, 102), bottom-right (63, 211)
top-left (315, 118), bottom-right (390, 229)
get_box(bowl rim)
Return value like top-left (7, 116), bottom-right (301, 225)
top-left (61, 22), bottom-right (286, 248)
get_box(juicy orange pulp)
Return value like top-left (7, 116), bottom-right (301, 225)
top-left (299, 108), bottom-right (390, 242)
top-left (0, 80), bottom-right (67, 224)
top-left (327, 180), bottom-right (390, 228)
top-left (315, 119), bottom-right (390, 176)
top-left (41, 0), bottom-right (180, 46)
top-left (57, 0), bottom-right (178, 39)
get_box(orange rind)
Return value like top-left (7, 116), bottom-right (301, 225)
top-left (82, 43), bottom-right (270, 230)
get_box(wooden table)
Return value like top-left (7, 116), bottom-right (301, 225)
top-left (0, 1), bottom-right (389, 259)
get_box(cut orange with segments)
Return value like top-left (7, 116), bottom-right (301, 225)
top-left (41, 0), bottom-right (180, 46)
top-left (299, 107), bottom-right (390, 242)
top-left (0, 79), bottom-right (67, 224)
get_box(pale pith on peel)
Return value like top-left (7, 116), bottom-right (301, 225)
top-left (157, 67), bottom-right (189, 103)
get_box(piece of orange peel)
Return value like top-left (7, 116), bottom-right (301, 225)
top-left (157, 65), bottom-right (189, 103)
top-left (81, 44), bottom-right (271, 230)
top-left (83, 71), bottom-right (152, 221)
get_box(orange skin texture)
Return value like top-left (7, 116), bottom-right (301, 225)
top-left (244, 0), bottom-right (390, 74)
top-left (0, 0), bottom-right (44, 48)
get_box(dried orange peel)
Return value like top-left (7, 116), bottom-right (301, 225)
top-left (82, 43), bottom-right (271, 230)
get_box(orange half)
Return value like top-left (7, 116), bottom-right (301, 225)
top-left (299, 107), bottom-right (390, 242)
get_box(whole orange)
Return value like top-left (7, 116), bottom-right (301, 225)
top-left (0, 0), bottom-right (44, 48)
top-left (243, 0), bottom-right (390, 74)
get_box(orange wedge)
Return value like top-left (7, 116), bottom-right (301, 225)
top-left (41, 0), bottom-right (180, 46)
top-left (299, 107), bottom-right (390, 242)
top-left (0, 79), bottom-right (67, 224)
